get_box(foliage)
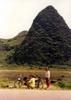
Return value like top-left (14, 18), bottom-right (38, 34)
top-left (0, 31), bottom-right (27, 65)
top-left (13, 6), bottom-right (71, 66)
top-left (57, 81), bottom-right (71, 89)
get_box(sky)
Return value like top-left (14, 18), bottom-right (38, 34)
top-left (0, 0), bottom-right (71, 39)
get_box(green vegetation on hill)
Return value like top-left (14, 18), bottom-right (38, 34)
top-left (0, 31), bottom-right (27, 66)
top-left (0, 6), bottom-right (71, 68)
top-left (13, 6), bottom-right (71, 66)
top-left (0, 31), bottom-right (27, 46)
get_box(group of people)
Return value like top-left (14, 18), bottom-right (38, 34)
top-left (17, 67), bottom-right (51, 89)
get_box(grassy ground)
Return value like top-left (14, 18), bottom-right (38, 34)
top-left (0, 65), bottom-right (71, 89)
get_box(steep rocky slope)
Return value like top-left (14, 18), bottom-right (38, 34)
top-left (0, 31), bottom-right (27, 65)
top-left (13, 6), bottom-right (71, 65)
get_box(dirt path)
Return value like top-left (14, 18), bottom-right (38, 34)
top-left (0, 89), bottom-right (71, 100)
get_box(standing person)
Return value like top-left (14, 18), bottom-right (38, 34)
top-left (45, 67), bottom-right (51, 88)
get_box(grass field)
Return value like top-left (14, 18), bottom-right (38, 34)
top-left (0, 65), bottom-right (71, 89)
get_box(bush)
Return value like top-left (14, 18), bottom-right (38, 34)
top-left (58, 81), bottom-right (65, 88)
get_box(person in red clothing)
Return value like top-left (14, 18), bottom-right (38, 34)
top-left (45, 67), bottom-right (51, 88)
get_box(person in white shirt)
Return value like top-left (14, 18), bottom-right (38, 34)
top-left (28, 75), bottom-right (36, 89)
top-left (45, 67), bottom-right (51, 88)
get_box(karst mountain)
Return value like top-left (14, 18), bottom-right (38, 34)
top-left (13, 6), bottom-right (71, 66)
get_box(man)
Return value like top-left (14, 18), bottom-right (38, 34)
top-left (45, 67), bottom-right (51, 88)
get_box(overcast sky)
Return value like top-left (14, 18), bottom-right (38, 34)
top-left (0, 0), bottom-right (71, 39)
